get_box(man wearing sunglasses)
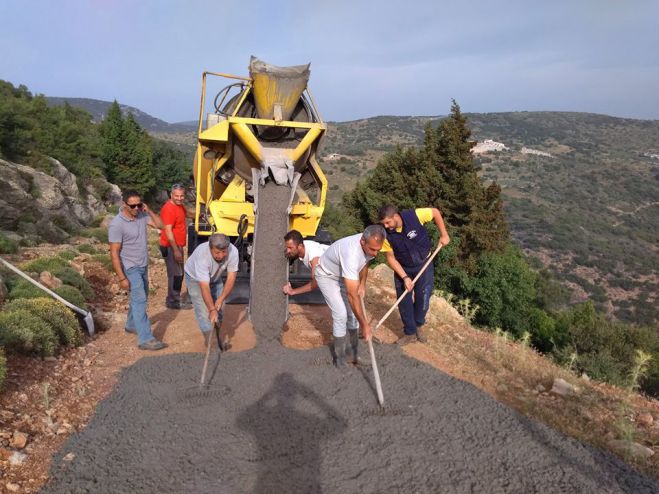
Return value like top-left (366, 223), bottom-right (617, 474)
top-left (109, 190), bottom-right (168, 351)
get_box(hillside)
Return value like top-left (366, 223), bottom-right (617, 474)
top-left (49, 98), bottom-right (658, 325)
top-left (318, 112), bottom-right (659, 326)
top-left (46, 97), bottom-right (196, 134)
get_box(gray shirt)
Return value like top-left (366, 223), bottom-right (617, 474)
top-left (108, 211), bottom-right (150, 270)
top-left (317, 233), bottom-right (373, 281)
top-left (185, 243), bottom-right (239, 283)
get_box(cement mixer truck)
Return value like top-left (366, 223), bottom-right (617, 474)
top-left (189, 57), bottom-right (328, 339)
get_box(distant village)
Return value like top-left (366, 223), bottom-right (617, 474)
top-left (471, 139), bottom-right (553, 157)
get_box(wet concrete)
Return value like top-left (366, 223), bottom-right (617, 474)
top-left (43, 344), bottom-right (658, 493)
top-left (249, 181), bottom-right (290, 341)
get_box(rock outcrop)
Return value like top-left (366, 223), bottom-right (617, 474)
top-left (0, 158), bottom-right (121, 243)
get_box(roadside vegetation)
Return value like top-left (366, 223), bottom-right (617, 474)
top-left (323, 101), bottom-right (659, 397)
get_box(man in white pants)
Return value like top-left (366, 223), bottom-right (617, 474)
top-left (281, 229), bottom-right (328, 297)
top-left (314, 225), bottom-right (386, 367)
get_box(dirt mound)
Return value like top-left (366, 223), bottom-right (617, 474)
top-left (42, 344), bottom-right (658, 493)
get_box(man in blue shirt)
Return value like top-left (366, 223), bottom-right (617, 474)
top-left (378, 205), bottom-right (450, 344)
top-left (109, 190), bottom-right (167, 351)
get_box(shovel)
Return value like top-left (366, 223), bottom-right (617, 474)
top-left (0, 256), bottom-right (95, 335)
top-left (361, 298), bottom-right (384, 407)
top-left (199, 319), bottom-right (223, 388)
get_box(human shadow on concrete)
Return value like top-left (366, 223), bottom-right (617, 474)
top-left (237, 372), bottom-right (347, 493)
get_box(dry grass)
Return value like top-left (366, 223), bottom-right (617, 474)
top-left (365, 264), bottom-right (659, 480)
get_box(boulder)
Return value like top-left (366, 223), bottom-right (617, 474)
top-left (608, 439), bottom-right (655, 459)
top-left (39, 271), bottom-right (63, 289)
top-left (0, 158), bottom-right (119, 242)
top-left (550, 377), bottom-right (575, 397)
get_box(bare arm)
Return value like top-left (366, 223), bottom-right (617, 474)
top-left (215, 271), bottom-right (237, 310)
top-left (164, 225), bottom-right (183, 262)
top-left (199, 281), bottom-right (219, 325)
top-left (431, 207), bottom-right (450, 246)
top-left (142, 203), bottom-right (165, 229)
top-left (283, 257), bottom-right (320, 296)
top-left (110, 243), bottom-right (129, 290)
top-left (385, 250), bottom-right (413, 292)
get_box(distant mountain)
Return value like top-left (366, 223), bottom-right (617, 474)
top-left (321, 111), bottom-right (659, 326)
top-left (45, 97), bottom-right (197, 133)
top-left (42, 96), bottom-right (658, 325)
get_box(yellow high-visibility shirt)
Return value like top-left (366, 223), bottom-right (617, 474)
top-left (380, 208), bottom-right (433, 253)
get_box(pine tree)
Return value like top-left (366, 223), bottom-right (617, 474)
top-left (99, 101), bottom-right (125, 183)
top-left (112, 113), bottom-right (156, 196)
top-left (99, 104), bottom-right (156, 196)
top-left (428, 100), bottom-right (509, 271)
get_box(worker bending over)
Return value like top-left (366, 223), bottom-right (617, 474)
top-left (184, 233), bottom-right (238, 345)
top-left (282, 229), bottom-right (328, 296)
top-left (378, 205), bottom-right (450, 344)
top-left (315, 225), bottom-right (385, 367)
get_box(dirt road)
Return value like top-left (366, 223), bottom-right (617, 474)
top-left (36, 263), bottom-right (659, 493)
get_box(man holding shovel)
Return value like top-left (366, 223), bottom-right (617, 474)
top-left (184, 234), bottom-right (238, 346)
top-left (314, 225), bottom-right (385, 367)
top-left (378, 205), bottom-right (450, 344)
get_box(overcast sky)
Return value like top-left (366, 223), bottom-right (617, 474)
top-left (2, 0), bottom-right (658, 122)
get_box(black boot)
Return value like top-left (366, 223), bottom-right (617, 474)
top-left (333, 336), bottom-right (348, 367)
top-left (349, 329), bottom-right (370, 367)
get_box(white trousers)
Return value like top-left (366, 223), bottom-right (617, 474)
top-left (315, 274), bottom-right (358, 337)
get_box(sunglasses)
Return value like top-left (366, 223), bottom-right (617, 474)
top-left (126, 203), bottom-right (144, 209)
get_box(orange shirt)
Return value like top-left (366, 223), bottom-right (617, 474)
top-left (159, 200), bottom-right (187, 247)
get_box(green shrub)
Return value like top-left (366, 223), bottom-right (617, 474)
top-left (0, 348), bottom-right (6, 390)
top-left (5, 298), bottom-right (82, 347)
top-left (54, 285), bottom-right (87, 310)
top-left (91, 253), bottom-right (113, 271)
top-left (79, 227), bottom-right (108, 243)
top-left (77, 244), bottom-right (98, 255)
top-left (55, 267), bottom-right (95, 300)
top-left (9, 280), bottom-right (87, 310)
top-left (9, 279), bottom-right (44, 300)
top-left (57, 250), bottom-right (78, 261)
top-left (0, 309), bottom-right (58, 357)
top-left (0, 233), bottom-right (18, 254)
top-left (21, 256), bottom-right (67, 274)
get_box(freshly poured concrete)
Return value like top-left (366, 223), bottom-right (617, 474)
top-left (43, 344), bottom-right (658, 493)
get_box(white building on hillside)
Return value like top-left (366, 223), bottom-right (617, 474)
top-left (471, 139), bottom-right (507, 154)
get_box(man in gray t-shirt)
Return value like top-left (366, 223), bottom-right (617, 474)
top-left (184, 233), bottom-right (239, 344)
top-left (108, 190), bottom-right (167, 351)
top-left (314, 225), bottom-right (386, 368)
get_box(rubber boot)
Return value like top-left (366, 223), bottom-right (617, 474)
top-left (333, 336), bottom-right (348, 368)
top-left (349, 329), bottom-right (370, 367)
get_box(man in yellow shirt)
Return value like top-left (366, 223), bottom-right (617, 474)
top-left (378, 205), bottom-right (450, 343)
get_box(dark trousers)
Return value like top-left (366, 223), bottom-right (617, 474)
top-left (164, 246), bottom-right (184, 305)
top-left (394, 262), bottom-right (434, 335)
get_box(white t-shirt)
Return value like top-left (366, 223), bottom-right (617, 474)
top-left (185, 243), bottom-right (239, 283)
top-left (301, 240), bottom-right (329, 269)
top-left (317, 233), bottom-right (373, 281)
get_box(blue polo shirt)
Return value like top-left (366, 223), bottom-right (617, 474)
top-left (108, 211), bottom-right (150, 270)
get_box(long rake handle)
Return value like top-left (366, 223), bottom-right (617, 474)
top-left (361, 298), bottom-right (384, 407)
top-left (373, 244), bottom-right (442, 333)
top-left (199, 327), bottom-right (214, 388)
